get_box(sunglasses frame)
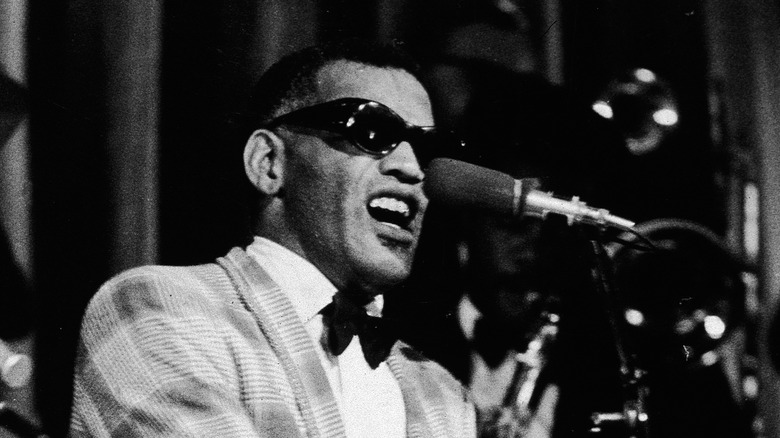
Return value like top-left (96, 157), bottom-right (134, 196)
top-left (264, 97), bottom-right (463, 162)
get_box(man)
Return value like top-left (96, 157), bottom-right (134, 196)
top-left (69, 41), bottom-right (475, 437)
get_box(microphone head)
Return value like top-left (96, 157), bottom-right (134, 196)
top-left (424, 158), bottom-right (518, 215)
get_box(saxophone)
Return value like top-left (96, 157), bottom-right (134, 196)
top-left (479, 309), bottom-right (560, 437)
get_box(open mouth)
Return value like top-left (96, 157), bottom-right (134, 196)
top-left (367, 195), bottom-right (416, 231)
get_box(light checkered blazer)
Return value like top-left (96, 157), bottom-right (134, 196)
top-left (69, 247), bottom-right (476, 437)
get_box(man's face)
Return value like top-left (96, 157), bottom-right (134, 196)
top-left (465, 214), bottom-right (547, 325)
top-left (279, 60), bottom-right (432, 295)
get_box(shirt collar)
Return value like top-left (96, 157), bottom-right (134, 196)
top-left (246, 236), bottom-right (337, 324)
top-left (246, 237), bottom-right (384, 324)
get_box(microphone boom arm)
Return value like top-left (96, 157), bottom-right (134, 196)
top-left (515, 180), bottom-right (635, 229)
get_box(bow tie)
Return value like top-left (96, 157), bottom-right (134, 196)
top-left (320, 293), bottom-right (397, 369)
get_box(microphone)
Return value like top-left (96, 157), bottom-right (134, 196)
top-left (424, 158), bottom-right (635, 229)
top-left (0, 338), bottom-right (32, 388)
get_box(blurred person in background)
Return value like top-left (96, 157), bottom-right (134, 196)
top-left (0, 71), bottom-right (33, 342)
top-left (388, 59), bottom-right (632, 437)
top-left (0, 70), bottom-right (38, 437)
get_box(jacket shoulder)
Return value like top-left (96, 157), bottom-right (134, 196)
top-left (82, 262), bottom-right (239, 328)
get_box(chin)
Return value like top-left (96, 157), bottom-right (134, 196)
top-left (356, 260), bottom-right (411, 294)
top-left (346, 238), bottom-right (416, 292)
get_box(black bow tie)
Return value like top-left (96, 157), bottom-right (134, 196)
top-left (320, 293), bottom-right (397, 369)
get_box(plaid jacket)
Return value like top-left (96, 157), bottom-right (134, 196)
top-left (70, 247), bottom-right (476, 437)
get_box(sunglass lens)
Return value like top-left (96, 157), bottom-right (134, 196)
top-left (348, 103), bottom-right (406, 153)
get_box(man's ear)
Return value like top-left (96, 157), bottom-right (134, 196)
top-left (244, 129), bottom-right (286, 196)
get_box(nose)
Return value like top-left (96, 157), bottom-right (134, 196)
top-left (378, 141), bottom-right (425, 183)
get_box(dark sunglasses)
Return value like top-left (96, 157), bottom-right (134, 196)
top-left (265, 97), bottom-right (464, 164)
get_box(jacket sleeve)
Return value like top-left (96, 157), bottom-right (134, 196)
top-left (69, 268), bottom-right (263, 438)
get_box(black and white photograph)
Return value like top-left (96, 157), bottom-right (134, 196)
top-left (1, 1), bottom-right (779, 437)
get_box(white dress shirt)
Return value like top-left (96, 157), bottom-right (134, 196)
top-left (247, 237), bottom-right (406, 437)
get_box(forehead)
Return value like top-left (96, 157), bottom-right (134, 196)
top-left (315, 60), bottom-right (434, 126)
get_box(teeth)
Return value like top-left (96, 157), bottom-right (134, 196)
top-left (369, 197), bottom-right (410, 217)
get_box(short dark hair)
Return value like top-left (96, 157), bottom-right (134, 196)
top-left (245, 39), bottom-right (423, 130)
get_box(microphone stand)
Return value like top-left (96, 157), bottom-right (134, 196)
top-left (582, 227), bottom-right (650, 438)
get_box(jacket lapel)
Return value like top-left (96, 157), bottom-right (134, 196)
top-left (219, 247), bottom-right (346, 438)
top-left (387, 343), bottom-right (453, 438)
